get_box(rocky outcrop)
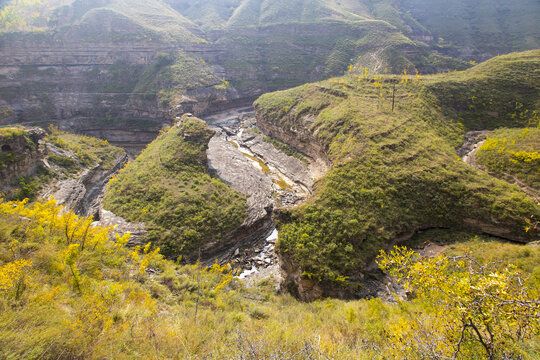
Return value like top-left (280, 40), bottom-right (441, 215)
top-left (258, 119), bottom-right (330, 178)
top-left (279, 252), bottom-right (394, 301)
top-left (0, 127), bottom-right (46, 187)
top-left (0, 36), bottom-right (245, 148)
top-left (207, 133), bottom-right (274, 226)
top-left (97, 208), bottom-right (147, 247)
top-left (202, 107), bottom-right (324, 273)
top-left (0, 15), bottom-right (442, 151)
top-left (458, 130), bottom-right (490, 165)
top-left (204, 111), bottom-right (275, 264)
top-left (42, 150), bottom-right (128, 218)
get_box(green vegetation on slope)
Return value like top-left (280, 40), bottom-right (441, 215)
top-left (400, 0), bottom-right (540, 59)
top-left (378, 243), bottom-right (539, 359)
top-left (225, 0), bottom-right (426, 28)
top-left (164, 0), bottom-right (242, 29)
top-left (424, 50), bottom-right (540, 130)
top-left (133, 50), bottom-right (225, 106)
top-left (255, 51), bottom-right (540, 287)
top-left (0, 126), bottom-right (32, 167)
top-left (1, 0), bottom-right (203, 43)
top-left (46, 127), bottom-right (125, 171)
top-left (0, 199), bottom-right (538, 359)
top-left (476, 127), bottom-right (540, 193)
top-left (0, 127), bottom-right (44, 201)
top-left (103, 117), bottom-right (247, 259)
top-left (218, 19), bottom-right (459, 96)
top-left (0, 126), bottom-right (125, 202)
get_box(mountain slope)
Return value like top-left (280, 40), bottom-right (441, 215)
top-left (1, 0), bottom-right (203, 42)
top-left (164, 0), bottom-right (242, 29)
top-left (0, 0), bottom-right (538, 149)
top-left (400, 0), bottom-right (540, 59)
top-left (103, 116), bottom-right (248, 260)
top-left (1, 197), bottom-right (538, 358)
top-left (254, 50), bottom-right (540, 298)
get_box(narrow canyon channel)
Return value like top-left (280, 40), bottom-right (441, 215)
top-left (201, 107), bottom-right (317, 286)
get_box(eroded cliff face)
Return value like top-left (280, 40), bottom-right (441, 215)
top-left (201, 108), bottom-right (317, 265)
top-left (0, 35), bottom-right (244, 151)
top-left (0, 16), bottom-right (446, 152)
top-left (41, 145), bottom-right (127, 218)
top-left (0, 126), bottom-right (130, 222)
top-left (0, 127), bottom-right (46, 187)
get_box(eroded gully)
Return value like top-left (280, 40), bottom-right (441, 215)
top-left (203, 107), bottom-right (319, 287)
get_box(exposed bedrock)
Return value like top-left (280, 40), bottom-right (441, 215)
top-left (0, 38), bottom-right (247, 148)
top-left (256, 112), bottom-right (331, 179)
top-left (0, 127), bottom-right (46, 187)
top-left (254, 98), bottom-right (539, 300)
top-left (42, 150), bottom-right (128, 218)
top-left (202, 108), bottom-right (319, 275)
top-left (0, 20), bottom-right (433, 151)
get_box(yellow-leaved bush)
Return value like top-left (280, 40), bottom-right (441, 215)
top-left (377, 246), bottom-right (540, 359)
top-left (0, 199), bottom-right (242, 359)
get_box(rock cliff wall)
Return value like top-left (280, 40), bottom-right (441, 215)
top-left (0, 127), bottom-right (46, 187)
top-left (0, 20), bottom-right (439, 151)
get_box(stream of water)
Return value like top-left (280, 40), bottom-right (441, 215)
top-left (237, 228), bottom-right (280, 282)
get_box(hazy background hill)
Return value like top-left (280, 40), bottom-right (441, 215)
top-left (0, 0), bottom-right (202, 42)
top-left (400, 0), bottom-right (540, 59)
top-left (0, 0), bottom-right (538, 144)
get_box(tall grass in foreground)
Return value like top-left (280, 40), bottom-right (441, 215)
top-left (0, 199), bottom-right (538, 359)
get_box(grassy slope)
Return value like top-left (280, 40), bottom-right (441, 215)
top-left (0, 198), bottom-right (538, 359)
top-left (225, 0), bottom-right (426, 27)
top-left (254, 50), bottom-right (540, 286)
top-left (74, 0), bottom-right (202, 42)
top-left (133, 50), bottom-right (225, 106)
top-left (0, 0), bottom-right (203, 42)
top-left (476, 128), bottom-right (540, 193)
top-left (164, 0), bottom-right (242, 29)
top-left (227, 0), bottom-right (343, 26)
top-left (46, 128), bottom-right (125, 171)
top-left (103, 117), bottom-right (247, 259)
top-left (217, 19), bottom-right (466, 96)
top-left (0, 127), bottom-right (36, 182)
top-left (0, 127), bottom-right (125, 201)
top-left (216, 0), bottom-right (470, 94)
top-left (424, 50), bottom-right (540, 129)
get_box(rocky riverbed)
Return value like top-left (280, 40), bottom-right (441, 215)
top-left (458, 130), bottom-right (490, 165)
top-left (203, 107), bottom-right (318, 286)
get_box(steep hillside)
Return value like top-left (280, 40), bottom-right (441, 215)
top-left (254, 50), bottom-right (540, 299)
top-left (0, 126), bottom-right (45, 197)
top-left (165, 0), bottom-right (242, 29)
top-left (103, 117), bottom-right (248, 260)
top-left (0, 0), bottom-right (538, 149)
top-left (0, 0), bottom-right (224, 149)
top-left (221, 0), bottom-right (540, 60)
top-left (0, 0), bottom-right (466, 142)
top-left (0, 198), bottom-right (537, 358)
top-left (226, 0), bottom-right (364, 26)
top-left (215, 0), bottom-right (468, 92)
top-left (476, 128), bottom-right (540, 202)
top-left (400, 0), bottom-right (540, 60)
top-left (0, 125), bottom-right (126, 215)
top-left (0, 0), bottom-right (202, 42)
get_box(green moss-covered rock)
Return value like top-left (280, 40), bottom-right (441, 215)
top-left (103, 117), bottom-right (248, 259)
